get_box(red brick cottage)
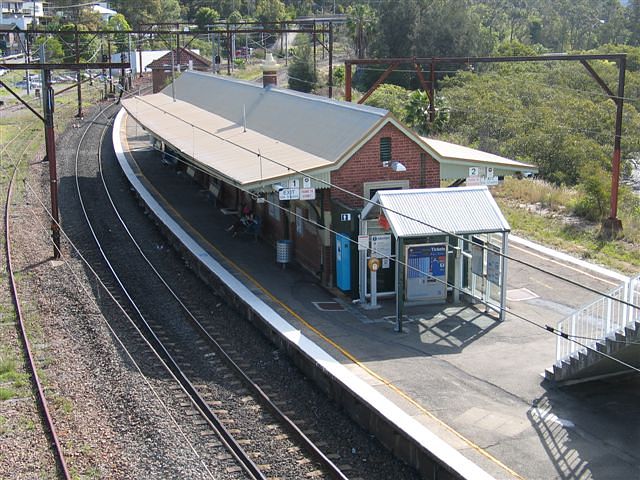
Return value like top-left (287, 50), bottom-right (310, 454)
top-left (122, 68), bottom-right (532, 294)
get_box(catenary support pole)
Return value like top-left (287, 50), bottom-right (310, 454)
top-left (75, 27), bottom-right (82, 118)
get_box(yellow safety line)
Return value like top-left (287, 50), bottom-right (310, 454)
top-left (120, 115), bottom-right (525, 480)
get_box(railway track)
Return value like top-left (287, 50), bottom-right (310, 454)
top-left (4, 122), bottom-right (71, 478)
top-left (69, 101), bottom-right (353, 478)
top-left (15, 78), bottom-right (422, 477)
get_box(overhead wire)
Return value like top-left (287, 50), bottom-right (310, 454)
top-left (128, 93), bottom-right (640, 311)
top-left (154, 146), bottom-right (640, 374)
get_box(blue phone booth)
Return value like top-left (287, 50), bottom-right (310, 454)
top-left (336, 234), bottom-right (351, 291)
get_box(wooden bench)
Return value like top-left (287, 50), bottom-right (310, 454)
top-left (236, 215), bottom-right (262, 241)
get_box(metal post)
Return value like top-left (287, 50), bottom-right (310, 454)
top-left (313, 21), bottom-right (317, 75)
top-left (41, 60), bottom-right (60, 258)
top-left (108, 39), bottom-right (112, 92)
top-left (176, 29), bottom-right (180, 68)
top-left (227, 29), bottom-right (231, 75)
top-left (395, 238), bottom-right (404, 332)
top-left (75, 27), bottom-right (82, 117)
top-left (120, 52), bottom-right (125, 91)
top-left (25, 32), bottom-right (31, 96)
top-left (370, 268), bottom-right (378, 308)
top-left (170, 38), bottom-right (176, 101)
top-left (500, 233), bottom-right (509, 321)
top-left (429, 58), bottom-right (436, 123)
top-left (328, 22), bottom-right (333, 99)
top-left (604, 56), bottom-right (626, 233)
top-left (138, 44), bottom-right (143, 77)
top-left (345, 61), bottom-right (352, 102)
top-left (128, 33), bottom-right (133, 77)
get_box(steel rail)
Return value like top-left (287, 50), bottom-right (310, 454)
top-left (74, 101), bottom-right (265, 480)
top-left (98, 109), bottom-right (349, 480)
top-left (4, 126), bottom-right (71, 479)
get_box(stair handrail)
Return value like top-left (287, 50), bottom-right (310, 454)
top-left (555, 273), bottom-right (640, 362)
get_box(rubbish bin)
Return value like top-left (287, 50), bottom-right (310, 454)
top-left (276, 240), bottom-right (292, 268)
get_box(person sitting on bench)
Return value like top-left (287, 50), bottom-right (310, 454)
top-left (226, 206), bottom-right (256, 237)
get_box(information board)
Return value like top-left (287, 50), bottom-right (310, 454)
top-left (370, 234), bottom-right (392, 267)
top-left (405, 243), bottom-right (448, 302)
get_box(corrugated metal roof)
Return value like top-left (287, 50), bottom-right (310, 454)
top-left (121, 93), bottom-right (333, 189)
top-left (165, 70), bottom-right (388, 161)
top-left (421, 136), bottom-right (537, 172)
top-left (361, 187), bottom-right (510, 237)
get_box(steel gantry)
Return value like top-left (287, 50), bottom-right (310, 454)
top-left (0, 60), bottom-right (130, 258)
top-left (344, 54), bottom-right (627, 233)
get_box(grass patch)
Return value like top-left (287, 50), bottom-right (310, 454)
top-left (0, 387), bottom-right (15, 401)
top-left (494, 177), bottom-right (640, 274)
top-left (499, 202), bottom-right (640, 273)
top-left (20, 417), bottom-right (36, 431)
top-left (53, 395), bottom-right (74, 415)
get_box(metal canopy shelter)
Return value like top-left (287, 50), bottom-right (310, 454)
top-left (359, 187), bottom-right (510, 332)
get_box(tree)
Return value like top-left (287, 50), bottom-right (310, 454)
top-left (405, 90), bottom-right (450, 135)
top-left (346, 4), bottom-right (377, 59)
top-left (288, 42), bottom-right (316, 93)
top-left (629, 0), bottom-right (640, 46)
top-left (255, 0), bottom-right (288, 24)
top-left (33, 35), bottom-right (64, 63)
top-left (110, 0), bottom-right (161, 27)
top-left (194, 7), bottom-right (220, 30)
top-left (155, 0), bottom-right (182, 24)
top-left (106, 14), bottom-right (132, 54)
top-left (364, 84), bottom-right (410, 121)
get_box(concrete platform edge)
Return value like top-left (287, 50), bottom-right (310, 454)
top-left (113, 109), bottom-right (496, 479)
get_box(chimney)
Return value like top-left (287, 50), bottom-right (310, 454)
top-left (262, 53), bottom-right (279, 88)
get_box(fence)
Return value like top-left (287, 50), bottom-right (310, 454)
top-left (556, 274), bottom-right (640, 362)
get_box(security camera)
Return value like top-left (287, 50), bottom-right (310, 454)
top-left (272, 183), bottom-right (285, 192)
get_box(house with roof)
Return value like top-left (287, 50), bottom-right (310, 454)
top-left (121, 56), bottom-right (535, 297)
top-left (147, 47), bottom-right (212, 93)
top-left (0, 1), bottom-right (43, 29)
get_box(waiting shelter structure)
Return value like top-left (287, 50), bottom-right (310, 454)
top-left (359, 186), bottom-right (511, 331)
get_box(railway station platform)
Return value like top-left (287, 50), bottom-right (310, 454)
top-left (115, 110), bottom-right (640, 480)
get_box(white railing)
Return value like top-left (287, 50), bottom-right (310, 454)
top-left (556, 274), bottom-right (640, 362)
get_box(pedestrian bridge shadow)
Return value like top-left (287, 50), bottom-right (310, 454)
top-left (528, 374), bottom-right (640, 479)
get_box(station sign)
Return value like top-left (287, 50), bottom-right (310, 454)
top-left (279, 188), bottom-right (300, 200)
top-left (358, 234), bottom-right (369, 251)
top-left (299, 188), bottom-right (316, 200)
top-left (467, 166), bottom-right (499, 186)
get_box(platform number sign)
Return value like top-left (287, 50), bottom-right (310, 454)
top-left (469, 167), bottom-right (479, 177)
top-left (340, 213), bottom-right (351, 222)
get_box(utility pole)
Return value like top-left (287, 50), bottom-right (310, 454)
top-left (0, 58), bottom-right (131, 260)
top-left (40, 45), bottom-right (61, 258)
top-left (75, 26), bottom-right (82, 118)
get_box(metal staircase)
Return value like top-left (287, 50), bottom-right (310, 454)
top-left (545, 274), bottom-right (640, 384)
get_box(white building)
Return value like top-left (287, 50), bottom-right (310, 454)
top-left (0, 1), bottom-right (44, 29)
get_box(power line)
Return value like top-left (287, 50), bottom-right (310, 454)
top-left (128, 93), bottom-right (640, 312)
top-left (154, 146), bottom-right (640, 376)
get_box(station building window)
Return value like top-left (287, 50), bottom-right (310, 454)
top-left (380, 137), bottom-right (392, 163)
top-left (364, 180), bottom-right (410, 203)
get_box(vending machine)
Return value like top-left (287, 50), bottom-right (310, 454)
top-left (405, 243), bottom-right (448, 303)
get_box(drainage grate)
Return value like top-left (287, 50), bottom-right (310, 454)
top-left (313, 301), bottom-right (345, 312)
top-left (507, 288), bottom-right (539, 302)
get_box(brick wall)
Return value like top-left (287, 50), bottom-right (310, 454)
top-left (330, 123), bottom-right (440, 208)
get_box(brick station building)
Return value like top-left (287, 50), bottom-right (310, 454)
top-left (122, 58), bottom-right (534, 295)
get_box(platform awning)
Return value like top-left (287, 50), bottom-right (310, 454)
top-left (361, 186), bottom-right (510, 238)
top-left (121, 93), bottom-right (333, 191)
top-left (420, 137), bottom-right (538, 179)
